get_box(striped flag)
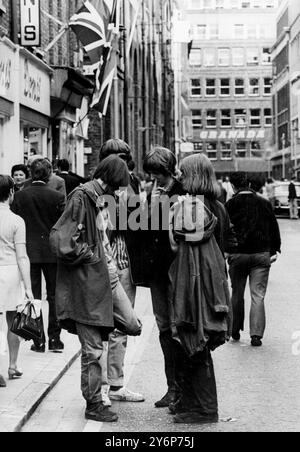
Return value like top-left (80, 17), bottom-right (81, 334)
top-left (69, 0), bottom-right (110, 65)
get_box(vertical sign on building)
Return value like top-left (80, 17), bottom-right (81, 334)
top-left (20, 0), bottom-right (41, 47)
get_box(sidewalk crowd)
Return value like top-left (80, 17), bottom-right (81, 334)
top-left (0, 139), bottom-right (297, 426)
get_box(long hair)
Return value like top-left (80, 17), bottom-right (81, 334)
top-left (99, 139), bottom-right (132, 164)
top-left (180, 154), bottom-right (220, 199)
top-left (94, 155), bottom-right (130, 190)
top-left (143, 147), bottom-right (177, 176)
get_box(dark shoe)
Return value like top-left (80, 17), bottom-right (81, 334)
top-left (174, 412), bottom-right (219, 425)
top-left (85, 404), bottom-right (118, 423)
top-left (155, 390), bottom-right (178, 408)
top-left (169, 399), bottom-right (185, 415)
top-left (251, 336), bottom-right (262, 347)
top-left (0, 375), bottom-right (6, 388)
top-left (232, 332), bottom-right (241, 342)
top-left (31, 343), bottom-right (46, 353)
top-left (49, 339), bottom-right (64, 353)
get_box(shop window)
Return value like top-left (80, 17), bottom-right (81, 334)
top-left (221, 109), bottom-right (231, 127)
top-left (220, 78), bottom-right (230, 96)
top-left (247, 48), bottom-right (259, 65)
top-left (206, 109), bottom-right (217, 128)
top-left (189, 48), bottom-right (202, 66)
top-left (264, 108), bottom-right (272, 126)
top-left (218, 49), bottom-right (230, 66)
top-left (235, 78), bottom-right (245, 96)
top-left (236, 141), bottom-right (247, 158)
top-left (206, 78), bottom-right (216, 96)
top-left (23, 127), bottom-right (44, 162)
top-left (249, 78), bottom-right (259, 96)
top-left (207, 142), bottom-right (218, 160)
top-left (250, 109), bottom-right (261, 126)
top-left (232, 48), bottom-right (244, 66)
top-left (192, 110), bottom-right (202, 130)
top-left (235, 109), bottom-right (247, 127)
top-left (264, 78), bottom-right (272, 95)
top-left (190, 79), bottom-right (201, 97)
top-left (221, 142), bottom-right (232, 160)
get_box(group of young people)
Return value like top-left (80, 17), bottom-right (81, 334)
top-left (0, 139), bottom-right (281, 426)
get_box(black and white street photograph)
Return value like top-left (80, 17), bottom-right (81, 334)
top-left (0, 0), bottom-right (300, 438)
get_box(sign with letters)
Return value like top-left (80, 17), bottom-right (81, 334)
top-left (20, 0), bottom-right (41, 47)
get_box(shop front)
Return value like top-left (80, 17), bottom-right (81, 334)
top-left (0, 38), bottom-right (18, 174)
top-left (19, 49), bottom-right (52, 163)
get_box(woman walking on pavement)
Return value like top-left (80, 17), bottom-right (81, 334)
top-left (0, 176), bottom-right (34, 388)
top-left (168, 154), bottom-right (236, 424)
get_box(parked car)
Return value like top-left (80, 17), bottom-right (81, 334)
top-left (274, 181), bottom-right (300, 217)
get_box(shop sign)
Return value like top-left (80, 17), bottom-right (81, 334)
top-left (197, 130), bottom-right (266, 141)
top-left (20, 56), bottom-right (50, 116)
top-left (0, 42), bottom-right (15, 102)
top-left (20, 0), bottom-right (41, 47)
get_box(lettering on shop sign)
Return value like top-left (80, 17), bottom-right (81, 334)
top-left (0, 58), bottom-right (12, 93)
top-left (23, 60), bottom-right (41, 103)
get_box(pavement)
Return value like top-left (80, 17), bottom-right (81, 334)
top-left (1, 219), bottom-right (300, 432)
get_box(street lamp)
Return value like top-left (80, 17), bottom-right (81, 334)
top-left (281, 133), bottom-right (286, 180)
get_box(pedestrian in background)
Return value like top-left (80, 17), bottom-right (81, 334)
top-left (143, 147), bottom-right (185, 409)
top-left (56, 159), bottom-right (83, 195)
top-left (266, 178), bottom-right (276, 209)
top-left (11, 165), bottom-right (29, 192)
top-left (289, 177), bottom-right (299, 220)
top-left (12, 160), bottom-right (65, 353)
top-left (226, 172), bottom-right (281, 347)
top-left (0, 175), bottom-right (34, 387)
top-left (98, 139), bottom-right (145, 405)
top-left (168, 154), bottom-right (235, 424)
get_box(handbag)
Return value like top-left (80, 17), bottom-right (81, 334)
top-left (10, 302), bottom-right (44, 342)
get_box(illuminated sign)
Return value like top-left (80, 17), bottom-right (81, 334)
top-left (20, 0), bottom-right (41, 47)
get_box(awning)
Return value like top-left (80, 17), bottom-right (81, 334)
top-left (0, 97), bottom-right (14, 117)
top-left (51, 67), bottom-right (94, 109)
top-left (20, 105), bottom-right (49, 128)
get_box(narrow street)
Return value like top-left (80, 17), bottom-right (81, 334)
top-left (22, 220), bottom-right (300, 433)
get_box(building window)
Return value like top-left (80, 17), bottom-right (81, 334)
top-left (206, 79), bottom-right (216, 96)
top-left (207, 142), bottom-right (218, 160)
top-left (232, 48), bottom-right (244, 66)
top-left (204, 48), bottom-right (216, 66)
top-left (247, 48), bottom-right (259, 65)
top-left (221, 109), bottom-right (231, 127)
top-left (262, 47), bottom-right (272, 64)
top-left (210, 24), bottom-right (219, 39)
top-left (264, 78), bottom-right (272, 95)
top-left (206, 110), bottom-right (217, 128)
top-left (194, 142), bottom-right (203, 152)
top-left (264, 108), bottom-right (272, 126)
top-left (189, 48), bottom-right (202, 66)
top-left (220, 78), bottom-right (230, 96)
top-left (236, 141), bottom-right (247, 158)
top-left (218, 48), bottom-right (230, 66)
top-left (234, 24), bottom-right (245, 39)
top-left (235, 109), bottom-right (247, 127)
top-left (249, 78), bottom-right (260, 96)
top-left (251, 141), bottom-right (261, 157)
top-left (250, 109), bottom-right (261, 127)
top-left (192, 110), bottom-right (202, 130)
top-left (190, 79), bottom-right (201, 97)
top-left (196, 24), bottom-right (207, 39)
top-left (235, 78), bottom-right (245, 96)
top-left (221, 142), bottom-right (232, 160)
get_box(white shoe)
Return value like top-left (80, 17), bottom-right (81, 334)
top-left (109, 387), bottom-right (145, 403)
top-left (101, 385), bottom-right (112, 407)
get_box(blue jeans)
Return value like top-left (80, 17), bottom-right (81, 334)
top-left (229, 253), bottom-right (271, 338)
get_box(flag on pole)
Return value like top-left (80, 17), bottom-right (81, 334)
top-left (69, 0), bottom-right (110, 65)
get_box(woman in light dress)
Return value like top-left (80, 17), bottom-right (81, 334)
top-left (0, 175), bottom-right (33, 388)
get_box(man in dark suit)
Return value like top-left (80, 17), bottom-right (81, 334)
top-left (56, 159), bottom-right (83, 195)
top-left (12, 159), bottom-right (66, 353)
